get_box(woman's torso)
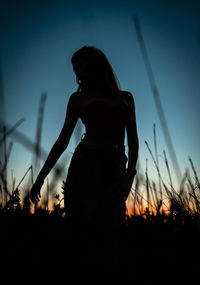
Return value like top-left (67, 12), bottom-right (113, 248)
top-left (76, 90), bottom-right (129, 145)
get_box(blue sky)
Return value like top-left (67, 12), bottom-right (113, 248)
top-left (0, 0), bottom-right (200, 194)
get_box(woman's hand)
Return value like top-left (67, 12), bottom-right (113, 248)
top-left (30, 179), bottom-right (44, 203)
top-left (121, 169), bottom-right (136, 201)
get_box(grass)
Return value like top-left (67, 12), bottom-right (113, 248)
top-left (0, 98), bottom-right (200, 282)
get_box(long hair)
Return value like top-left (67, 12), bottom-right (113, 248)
top-left (71, 46), bottom-right (120, 96)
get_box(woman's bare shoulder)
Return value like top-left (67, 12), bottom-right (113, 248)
top-left (119, 90), bottom-right (135, 105)
top-left (69, 91), bottom-right (81, 100)
top-left (66, 92), bottom-right (82, 115)
top-left (68, 92), bottom-right (82, 106)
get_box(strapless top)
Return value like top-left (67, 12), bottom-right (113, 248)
top-left (80, 98), bottom-right (128, 142)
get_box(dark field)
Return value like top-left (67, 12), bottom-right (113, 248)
top-left (1, 188), bottom-right (200, 284)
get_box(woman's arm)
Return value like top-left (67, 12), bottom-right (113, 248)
top-left (30, 92), bottom-right (79, 202)
top-left (125, 91), bottom-right (139, 175)
top-left (122, 91), bottom-right (139, 199)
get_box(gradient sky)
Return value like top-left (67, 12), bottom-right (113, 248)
top-left (0, 0), bottom-right (200, 196)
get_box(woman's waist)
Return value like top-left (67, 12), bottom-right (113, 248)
top-left (76, 133), bottom-right (125, 152)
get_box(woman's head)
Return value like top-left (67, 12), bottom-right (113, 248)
top-left (71, 46), bottom-right (120, 94)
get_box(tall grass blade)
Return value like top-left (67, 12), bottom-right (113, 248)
top-left (189, 157), bottom-right (200, 189)
top-left (0, 118), bottom-right (25, 146)
top-left (133, 15), bottom-right (182, 183)
top-left (163, 150), bottom-right (173, 192)
top-left (153, 123), bottom-right (162, 199)
top-left (32, 92), bottom-right (47, 177)
top-left (16, 166), bottom-right (33, 189)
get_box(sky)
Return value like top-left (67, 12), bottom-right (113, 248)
top-left (0, 0), bottom-right (200, 199)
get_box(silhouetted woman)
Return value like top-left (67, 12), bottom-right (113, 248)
top-left (30, 46), bottom-right (139, 265)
